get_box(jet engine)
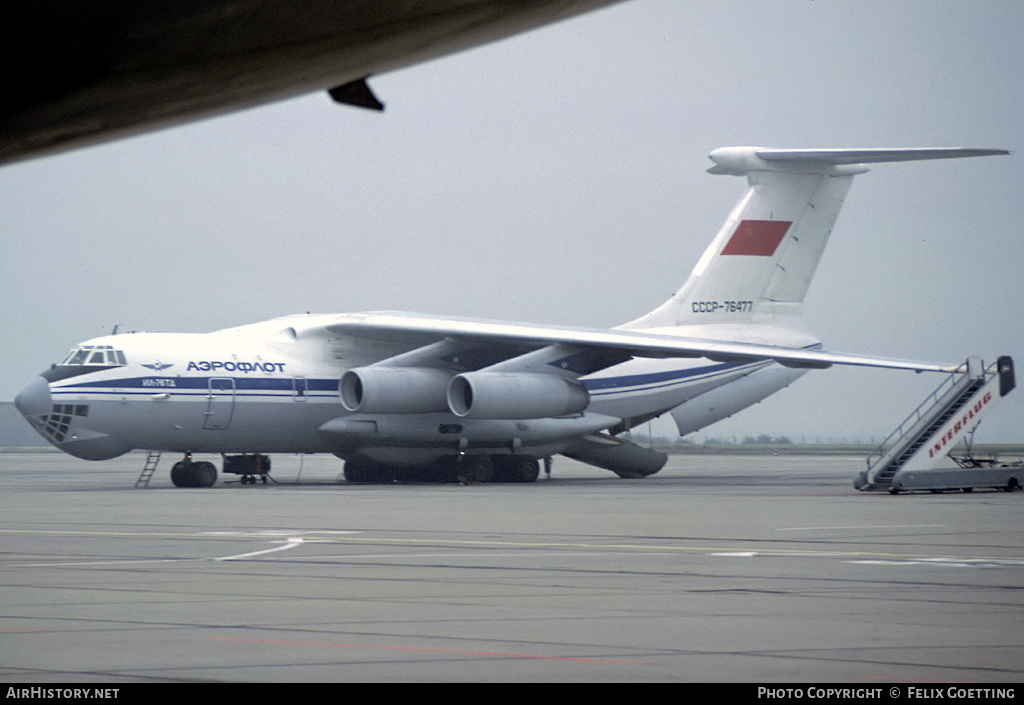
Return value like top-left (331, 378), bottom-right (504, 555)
top-left (340, 367), bottom-right (452, 414)
top-left (446, 372), bottom-right (589, 419)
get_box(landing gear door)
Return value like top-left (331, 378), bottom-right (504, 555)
top-left (203, 377), bottom-right (236, 430)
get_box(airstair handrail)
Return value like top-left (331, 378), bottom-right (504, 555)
top-left (865, 357), bottom-right (985, 471)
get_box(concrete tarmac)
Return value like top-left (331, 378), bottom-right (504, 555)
top-left (0, 450), bottom-right (1021, 683)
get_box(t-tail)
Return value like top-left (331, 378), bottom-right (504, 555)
top-left (624, 147), bottom-right (1008, 331)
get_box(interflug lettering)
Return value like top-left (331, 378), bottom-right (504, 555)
top-left (929, 391), bottom-right (992, 457)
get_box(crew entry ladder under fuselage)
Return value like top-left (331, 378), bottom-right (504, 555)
top-left (135, 451), bottom-right (161, 487)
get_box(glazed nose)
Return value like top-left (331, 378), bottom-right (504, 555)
top-left (14, 376), bottom-right (52, 419)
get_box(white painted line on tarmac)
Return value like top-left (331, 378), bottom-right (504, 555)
top-left (710, 551), bottom-right (758, 557)
top-left (775, 524), bottom-right (945, 532)
top-left (848, 557), bottom-right (1024, 568)
top-left (216, 537), bottom-right (305, 561)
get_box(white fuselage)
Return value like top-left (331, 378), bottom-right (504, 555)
top-left (18, 314), bottom-right (810, 463)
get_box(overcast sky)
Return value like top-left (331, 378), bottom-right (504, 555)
top-left (1, 0), bottom-right (1021, 443)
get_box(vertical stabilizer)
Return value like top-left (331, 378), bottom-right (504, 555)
top-left (625, 147), bottom-right (1008, 330)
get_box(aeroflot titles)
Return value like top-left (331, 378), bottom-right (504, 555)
top-left (186, 360), bottom-right (286, 373)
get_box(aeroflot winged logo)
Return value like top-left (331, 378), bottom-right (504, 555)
top-left (141, 362), bottom-right (174, 371)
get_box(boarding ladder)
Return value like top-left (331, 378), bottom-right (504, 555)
top-left (135, 451), bottom-right (161, 487)
top-left (855, 356), bottom-right (1015, 492)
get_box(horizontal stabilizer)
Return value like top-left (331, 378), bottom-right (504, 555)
top-left (708, 147), bottom-right (1009, 175)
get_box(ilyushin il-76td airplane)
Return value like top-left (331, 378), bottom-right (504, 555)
top-left (15, 146), bottom-right (1009, 486)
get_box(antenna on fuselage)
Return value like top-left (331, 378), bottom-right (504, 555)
top-left (111, 324), bottom-right (119, 335)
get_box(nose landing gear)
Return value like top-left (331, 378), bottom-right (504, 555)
top-left (169, 454), bottom-right (218, 487)
top-left (169, 453), bottom-right (271, 487)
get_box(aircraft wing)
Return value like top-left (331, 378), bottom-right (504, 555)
top-left (319, 311), bottom-right (958, 374)
top-left (2, 0), bottom-right (627, 165)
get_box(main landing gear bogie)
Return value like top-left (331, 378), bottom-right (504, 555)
top-left (485, 455), bottom-right (541, 483)
top-left (343, 454), bottom-right (543, 485)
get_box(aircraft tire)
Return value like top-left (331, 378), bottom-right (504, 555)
top-left (170, 461), bottom-right (191, 488)
top-left (343, 459), bottom-right (371, 483)
top-left (170, 460), bottom-right (217, 487)
top-left (510, 456), bottom-right (540, 483)
top-left (344, 458), bottom-right (393, 483)
top-left (368, 465), bottom-right (395, 483)
top-left (489, 455), bottom-right (510, 481)
top-left (467, 456), bottom-right (495, 483)
top-left (194, 461), bottom-right (217, 487)
top-left (431, 457), bottom-right (460, 483)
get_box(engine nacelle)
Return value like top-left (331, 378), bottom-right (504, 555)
top-left (340, 367), bottom-right (452, 414)
top-left (447, 372), bottom-right (589, 419)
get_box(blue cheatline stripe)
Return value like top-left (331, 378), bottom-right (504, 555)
top-left (583, 344), bottom-right (820, 396)
top-left (57, 376), bottom-right (339, 391)
top-left (52, 376), bottom-right (340, 400)
top-left (583, 360), bottom-right (767, 397)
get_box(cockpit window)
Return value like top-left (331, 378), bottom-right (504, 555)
top-left (60, 345), bottom-right (128, 366)
top-left (65, 349), bottom-right (91, 365)
top-left (45, 345), bottom-right (129, 382)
